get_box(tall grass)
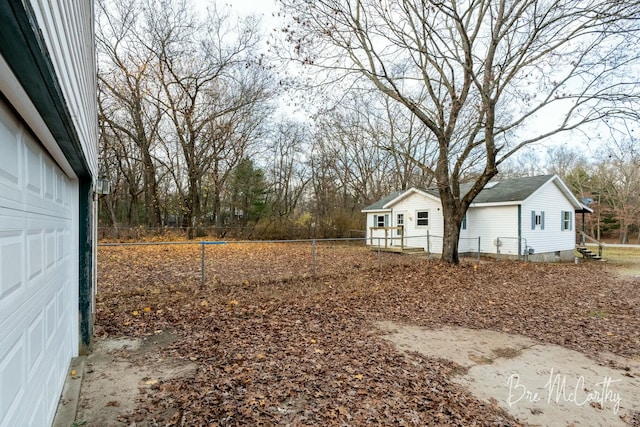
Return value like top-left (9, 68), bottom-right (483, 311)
top-left (602, 246), bottom-right (640, 266)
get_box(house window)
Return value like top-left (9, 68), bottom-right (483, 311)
top-left (373, 214), bottom-right (388, 228)
top-left (416, 210), bottom-right (429, 227)
top-left (561, 211), bottom-right (572, 231)
top-left (462, 214), bottom-right (467, 230)
top-left (531, 211), bottom-right (545, 230)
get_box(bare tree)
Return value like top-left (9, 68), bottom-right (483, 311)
top-left (264, 119), bottom-right (312, 232)
top-left (279, 0), bottom-right (640, 263)
top-left (97, 0), bottom-right (164, 227)
top-left (594, 137), bottom-right (640, 243)
top-left (143, 1), bottom-right (274, 236)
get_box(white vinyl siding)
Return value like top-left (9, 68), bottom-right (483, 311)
top-left (464, 205), bottom-right (519, 255)
top-left (28, 0), bottom-right (98, 177)
top-left (0, 100), bottom-right (77, 427)
top-left (522, 181), bottom-right (576, 254)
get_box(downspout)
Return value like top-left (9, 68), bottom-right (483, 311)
top-left (518, 205), bottom-right (522, 260)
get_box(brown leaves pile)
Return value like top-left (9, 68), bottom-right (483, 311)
top-left (97, 243), bottom-right (640, 425)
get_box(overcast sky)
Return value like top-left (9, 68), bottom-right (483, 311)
top-left (192, 0), bottom-right (601, 157)
top-left (193, 0), bottom-right (280, 23)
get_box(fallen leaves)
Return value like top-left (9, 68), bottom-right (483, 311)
top-left (96, 243), bottom-right (640, 425)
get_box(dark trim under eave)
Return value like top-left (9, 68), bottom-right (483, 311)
top-left (0, 1), bottom-right (94, 350)
top-left (0, 0), bottom-right (91, 179)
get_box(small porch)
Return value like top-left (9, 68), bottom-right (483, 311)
top-left (575, 206), bottom-right (605, 261)
top-left (369, 226), bottom-right (406, 251)
top-left (576, 231), bottom-right (605, 261)
top-left (368, 226), bottom-right (426, 254)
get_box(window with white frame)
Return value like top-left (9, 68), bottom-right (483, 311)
top-left (561, 210), bottom-right (572, 230)
top-left (416, 210), bottom-right (429, 226)
top-left (373, 214), bottom-right (388, 228)
top-left (531, 210), bottom-right (545, 230)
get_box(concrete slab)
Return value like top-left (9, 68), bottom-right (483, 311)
top-left (53, 356), bottom-right (86, 427)
top-left (377, 321), bottom-right (640, 426)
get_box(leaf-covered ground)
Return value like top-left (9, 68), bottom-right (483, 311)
top-left (96, 243), bottom-right (640, 426)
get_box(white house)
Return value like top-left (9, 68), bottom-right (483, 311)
top-left (0, 2), bottom-right (97, 427)
top-left (363, 175), bottom-right (585, 261)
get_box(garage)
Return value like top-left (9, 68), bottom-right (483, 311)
top-left (0, 100), bottom-right (78, 425)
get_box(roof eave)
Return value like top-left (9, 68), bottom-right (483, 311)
top-left (470, 201), bottom-right (522, 208)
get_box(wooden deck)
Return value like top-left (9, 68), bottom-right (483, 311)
top-left (371, 246), bottom-right (425, 255)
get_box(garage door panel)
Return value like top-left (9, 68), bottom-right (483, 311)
top-left (22, 133), bottom-right (71, 219)
top-left (0, 102), bottom-right (21, 187)
top-left (27, 230), bottom-right (43, 283)
top-left (24, 135), bottom-right (42, 196)
top-left (0, 335), bottom-right (25, 421)
top-left (0, 98), bottom-right (76, 427)
top-left (46, 229), bottom-right (56, 270)
top-left (55, 172), bottom-right (64, 205)
top-left (0, 230), bottom-right (23, 301)
top-left (28, 395), bottom-right (46, 427)
top-left (27, 311), bottom-right (45, 380)
top-left (45, 299), bottom-right (56, 344)
top-left (44, 158), bottom-right (55, 201)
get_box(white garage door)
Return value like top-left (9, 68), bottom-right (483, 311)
top-left (0, 100), bottom-right (78, 426)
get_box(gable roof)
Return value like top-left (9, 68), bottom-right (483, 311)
top-left (362, 190), bottom-right (404, 211)
top-left (363, 174), bottom-right (582, 211)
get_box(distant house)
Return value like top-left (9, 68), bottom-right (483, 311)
top-left (0, 2), bottom-right (97, 427)
top-left (362, 175), bottom-right (586, 261)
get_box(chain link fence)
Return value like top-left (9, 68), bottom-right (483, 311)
top-left (98, 238), bottom-right (428, 287)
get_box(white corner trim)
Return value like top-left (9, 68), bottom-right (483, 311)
top-left (0, 54), bottom-right (76, 179)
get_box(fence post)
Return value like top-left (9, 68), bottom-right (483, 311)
top-left (312, 239), bottom-right (317, 277)
top-left (201, 241), bottom-right (205, 287)
top-left (477, 236), bottom-right (481, 262)
top-left (496, 237), bottom-right (500, 258)
top-left (377, 238), bottom-right (381, 270)
top-left (426, 231), bottom-right (430, 256)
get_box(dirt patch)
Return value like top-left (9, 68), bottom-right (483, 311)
top-left (377, 321), bottom-right (640, 426)
top-left (615, 266), bottom-right (640, 280)
top-left (74, 331), bottom-right (196, 426)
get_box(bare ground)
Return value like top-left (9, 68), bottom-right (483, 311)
top-left (377, 321), bottom-right (640, 426)
top-left (68, 244), bottom-right (640, 426)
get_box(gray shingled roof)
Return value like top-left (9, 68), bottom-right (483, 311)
top-left (459, 174), bottom-right (555, 203)
top-left (364, 175), bottom-right (558, 210)
top-left (362, 190), bottom-right (405, 211)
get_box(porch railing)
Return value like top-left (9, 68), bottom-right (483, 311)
top-left (579, 231), bottom-right (604, 257)
top-left (369, 226), bottom-right (404, 249)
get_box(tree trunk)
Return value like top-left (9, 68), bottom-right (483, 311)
top-left (103, 194), bottom-right (119, 229)
top-left (620, 223), bottom-right (629, 244)
top-left (142, 153), bottom-right (161, 227)
top-left (440, 200), bottom-right (463, 264)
